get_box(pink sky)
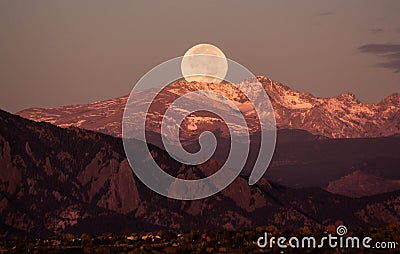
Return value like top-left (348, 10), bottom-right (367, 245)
top-left (0, 0), bottom-right (399, 112)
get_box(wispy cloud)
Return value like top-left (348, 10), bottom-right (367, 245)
top-left (370, 28), bottom-right (384, 33)
top-left (358, 43), bottom-right (400, 73)
top-left (319, 11), bottom-right (334, 16)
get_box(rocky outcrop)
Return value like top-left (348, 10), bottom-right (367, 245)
top-left (1, 109), bottom-right (400, 238)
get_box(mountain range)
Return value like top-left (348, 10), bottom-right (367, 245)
top-left (0, 112), bottom-right (399, 237)
top-left (18, 76), bottom-right (400, 139)
top-left (1, 76), bottom-right (399, 238)
top-left (15, 76), bottom-right (400, 189)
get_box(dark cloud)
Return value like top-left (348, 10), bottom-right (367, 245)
top-left (370, 28), bottom-right (384, 33)
top-left (358, 43), bottom-right (400, 73)
top-left (319, 11), bottom-right (334, 16)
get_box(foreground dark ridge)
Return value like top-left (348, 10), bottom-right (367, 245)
top-left (1, 109), bottom-right (400, 238)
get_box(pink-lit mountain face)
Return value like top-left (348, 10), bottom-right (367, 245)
top-left (18, 76), bottom-right (400, 140)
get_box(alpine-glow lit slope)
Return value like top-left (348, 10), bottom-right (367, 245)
top-left (18, 77), bottom-right (400, 140)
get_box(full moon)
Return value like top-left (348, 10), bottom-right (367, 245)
top-left (181, 44), bottom-right (228, 84)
